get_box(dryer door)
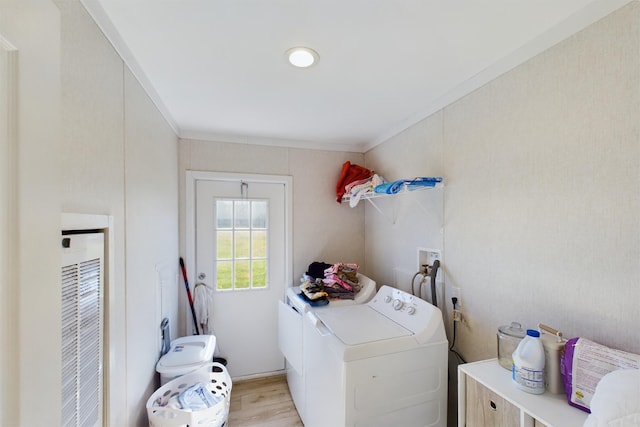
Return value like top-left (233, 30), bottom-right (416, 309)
top-left (278, 300), bottom-right (302, 373)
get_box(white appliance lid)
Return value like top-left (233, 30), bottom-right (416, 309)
top-left (160, 343), bottom-right (207, 368)
top-left (157, 335), bottom-right (216, 372)
top-left (315, 305), bottom-right (412, 346)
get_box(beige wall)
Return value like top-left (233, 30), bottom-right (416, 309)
top-left (56, 3), bottom-right (129, 421)
top-left (364, 113), bottom-right (445, 295)
top-left (0, 1), bottom-right (181, 426)
top-left (0, 1), bottom-right (61, 426)
top-left (59, 2), bottom-right (180, 424)
top-left (178, 139), bottom-right (366, 333)
top-left (443, 1), bottom-right (639, 359)
top-left (366, 0), bottom-right (640, 370)
top-left (123, 67), bottom-right (179, 426)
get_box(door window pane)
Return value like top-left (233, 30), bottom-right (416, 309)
top-left (234, 260), bottom-right (250, 289)
top-left (234, 231), bottom-right (250, 259)
top-left (251, 230), bottom-right (267, 258)
top-left (216, 261), bottom-right (232, 290)
top-left (215, 198), bottom-right (269, 291)
top-left (234, 201), bottom-right (250, 228)
top-left (252, 201), bottom-right (267, 228)
top-left (216, 201), bottom-right (233, 228)
top-left (252, 260), bottom-right (267, 288)
top-left (216, 231), bottom-right (232, 259)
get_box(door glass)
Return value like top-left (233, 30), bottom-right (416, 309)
top-left (215, 199), bottom-right (269, 290)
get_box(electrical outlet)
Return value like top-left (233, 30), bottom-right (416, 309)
top-left (451, 286), bottom-right (461, 307)
top-left (453, 309), bottom-right (463, 322)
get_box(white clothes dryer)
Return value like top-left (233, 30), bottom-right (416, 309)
top-left (278, 274), bottom-right (377, 424)
top-left (303, 285), bottom-right (447, 427)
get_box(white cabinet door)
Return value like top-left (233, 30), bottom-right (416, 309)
top-left (278, 300), bottom-right (303, 373)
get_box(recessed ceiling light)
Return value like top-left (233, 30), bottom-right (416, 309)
top-left (286, 47), bottom-right (319, 68)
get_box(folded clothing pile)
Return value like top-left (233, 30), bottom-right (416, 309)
top-left (343, 174), bottom-right (385, 206)
top-left (335, 161), bottom-right (372, 203)
top-left (301, 262), bottom-right (361, 300)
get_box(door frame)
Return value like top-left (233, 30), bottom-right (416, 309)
top-left (185, 170), bottom-right (293, 335)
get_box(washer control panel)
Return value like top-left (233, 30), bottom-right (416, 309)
top-left (383, 289), bottom-right (418, 314)
top-left (368, 285), bottom-right (442, 333)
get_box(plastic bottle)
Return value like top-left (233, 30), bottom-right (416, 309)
top-left (512, 329), bottom-right (546, 394)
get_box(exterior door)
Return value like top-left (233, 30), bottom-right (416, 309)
top-left (195, 174), bottom-right (289, 378)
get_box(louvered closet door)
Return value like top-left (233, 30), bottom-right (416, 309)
top-left (61, 233), bottom-right (104, 427)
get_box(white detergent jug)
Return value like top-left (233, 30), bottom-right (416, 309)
top-left (512, 329), bottom-right (545, 394)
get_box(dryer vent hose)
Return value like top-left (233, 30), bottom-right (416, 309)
top-left (430, 260), bottom-right (440, 308)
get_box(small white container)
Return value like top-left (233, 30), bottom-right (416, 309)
top-left (512, 329), bottom-right (545, 394)
top-left (156, 335), bottom-right (216, 385)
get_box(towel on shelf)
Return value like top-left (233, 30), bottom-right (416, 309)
top-left (346, 174), bottom-right (385, 207)
top-left (335, 161), bottom-right (372, 203)
top-left (374, 177), bottom-right (442, 194)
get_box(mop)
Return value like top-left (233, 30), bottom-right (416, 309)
top-left (179, 257), bottom-right (200, 335)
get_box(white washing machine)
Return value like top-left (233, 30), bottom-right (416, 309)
top-left (303, 285), bottom-right (447, 427)
top-left (278, 274), bottom-right (377, 424)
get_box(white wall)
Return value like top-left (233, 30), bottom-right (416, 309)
top-left (364, 113), bottom-right (445, 296)
top-left (56, 2), bottom-right (129, 420)
top-left (0, 1), bottom-right (61, 426)
top-left (442, 1), bottom-right (640, 359)
top-left (58, 2), bottom-right (180, 423)
top-left (365, 0), bottom-right (640, 407)
top-left (178, 139), bottom-right (366, 333)
top-left (123, 67), bottom-right (179, 426)
top-left (0, 1), bottom-right (181, 426)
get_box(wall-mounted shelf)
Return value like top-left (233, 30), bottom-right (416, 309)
top-left (341, 181), bottom-right (443, 205)
top-left (341, 181), bottom-right (443, 224)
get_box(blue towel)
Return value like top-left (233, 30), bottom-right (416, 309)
top-left (373, 182), bottom-right (395, 194)
top-left (374, 177), bottom-right (442, 194)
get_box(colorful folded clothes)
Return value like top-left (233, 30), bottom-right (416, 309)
top-left (345, 174), bottom-right (385, 206)
top-left (301, 262), bottom-right (362, 300)
top-left (374, 177), bottom-right (442, 194)
top-left (335, 161), bottom-right (372, 203)
top-left (306, 261), bottom-right (333, 279)
top-left (300, 279), bottom-right (329, 300)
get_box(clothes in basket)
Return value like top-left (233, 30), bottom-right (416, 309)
top-left (146, 362), bottom-right (231, 427)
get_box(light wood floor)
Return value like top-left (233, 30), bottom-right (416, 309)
top-left (228, 374), bottom-right (304, 427)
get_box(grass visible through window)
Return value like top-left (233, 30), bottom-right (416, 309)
top-left (215, 199), bottom-right (268, 290)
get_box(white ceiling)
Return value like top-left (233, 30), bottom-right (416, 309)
top-left (83, 0), bottom-right (627, 152)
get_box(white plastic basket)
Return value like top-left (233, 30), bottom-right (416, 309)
top-left (146, 362), bottom-right (232, 427)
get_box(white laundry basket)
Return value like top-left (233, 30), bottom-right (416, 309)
top-left (146, 362), bottom-right (232, 427)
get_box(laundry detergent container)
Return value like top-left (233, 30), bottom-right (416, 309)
top-left (156, 335), bottom-right (216, 385)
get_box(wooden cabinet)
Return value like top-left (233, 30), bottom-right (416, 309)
top-left (458, 359), bottom-right (587, 427)
top-left (466, 376), bottom-right (519, 427)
